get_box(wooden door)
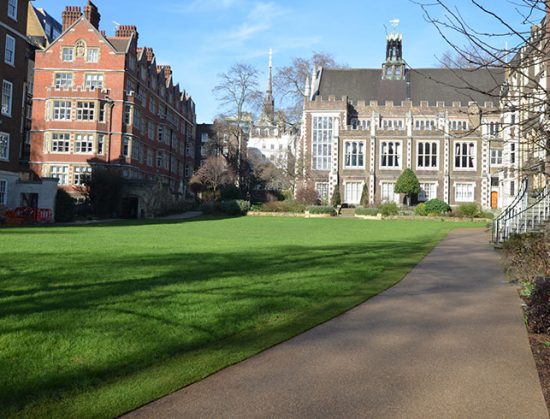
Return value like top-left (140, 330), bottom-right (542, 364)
top-left (491, 191), bottom-right (498, 209)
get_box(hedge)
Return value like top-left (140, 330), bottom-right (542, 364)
top-left (306, 205), bottom-right (337, 215)
top-left (355, 207), bottom-right (379, 216)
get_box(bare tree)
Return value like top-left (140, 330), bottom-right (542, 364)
top-left (213, 63), bottom-right (262, 191)
top-left (274, 52), bottom-right (347, 128)
top-left (417, 0), bottom-right (549, 181)
top-left (190, 156), bottom-right (235, 200)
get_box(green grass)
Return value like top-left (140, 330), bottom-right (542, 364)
top-left (0, 216), bottom-right (480, 418)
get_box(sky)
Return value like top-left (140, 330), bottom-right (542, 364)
top-left (34, 0), bottom-right (542, 123)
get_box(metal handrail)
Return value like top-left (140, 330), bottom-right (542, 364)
top-left (492, 176), bottom-right (529, 243)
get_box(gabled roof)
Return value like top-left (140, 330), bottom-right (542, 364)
top-left (106, 37), bottom-right (131, 53)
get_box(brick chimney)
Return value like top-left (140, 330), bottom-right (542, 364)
top-left (162, 65), bottom-right (172, 80)
top-left (84, 1), bottom-right (101, 30)
top-left (62, 6), bottom-right (82, 32)
top-left (145, 47), bottom-right (155, 63)
top-left (115, 25), bottom-right (139, 43)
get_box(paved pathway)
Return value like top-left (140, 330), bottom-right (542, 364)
top-left (125, 228), bottom-right (547, 418)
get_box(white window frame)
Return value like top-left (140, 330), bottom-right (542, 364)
top-left (75, 134), bottom-right (94, 153)
top-left (312, 114), bottom-right (337, 171)
top-left (84, 73), bottom-right (104, 90)
top-left (54, 73), bottom-right (73, 89)
top-left (2, 80), bottom-right (13, 117)
top-left (62, 47), bottom-right (74, 62)
top-left (344, 181), bottom-right (363, 205)
top-left (73, 166), bottom-right (92, 186)
top-left (343, 140), bottom-right (366, 169)
top-left (53, 100), bottom-right (72, 120)
top-left (50, 165), bottom-right (69, 185)
top-left (0, 179), bottom-right (7, 205)
top-left (490, 149), bottom-right (503, 167)
top-left (51, 133), bottom-right (70, 153)
top-left (76, 101), bottom-right (95, 121)
top-left (97, 134), bottom-right (105, 155)
top-left (380, 181), bottom-right (400, 203)
top-left (5, 34), bottom-right (16, 66)
top-left (454, 182), bottom-right (475, 202)
top-left (0, 132), bottom-right (9, 160)
top-left (86, 48), bottom-right (99, 63)
top-left (380, 140), bottom-right (402, 169)
top-left (315, 182), bottom-right (329, 201)
top-left (419, 182), bottom-right (438, 201)
top-left (416, 140), bottom-right (439, 170)
top-left (123, 136), bottom-right (131, 157)
top-left (7, 0), bottom-right (17, 20)
top-left (453, 141), bottom-right (477, 170)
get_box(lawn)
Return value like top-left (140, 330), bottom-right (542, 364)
top-left (0, 216), bottom-right (480, 418)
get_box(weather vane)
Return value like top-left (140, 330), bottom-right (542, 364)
top-left (389, 18), bottom-right (400, 28)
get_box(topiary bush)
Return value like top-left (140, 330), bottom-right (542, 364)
top-left (258, 200), bottom-right (305, 213)
top-left (526, 277), bottom-right (550, 334)
top-left (424, 199), bottom-right (451, 215)
top-left (394, 168), bottom-right (421, 206)
top-left (221, 200), bottom-right (250, 216)
top-left (415, 203), bottom-right (427, 216)
top-left (379, 202), bottom-right (399, 216)
top-left (331, 185), bottom-right (341, 207)
top-left (54, 189), bottom-right (76, 222)
top-left (306, 205), bottom-right (336, 215)
top-left (360, 184), bottom-right (368, 207)
top-left (355, 207), bottom-right (379, 216)
top-left (456, 203), bottom-right (480, 218)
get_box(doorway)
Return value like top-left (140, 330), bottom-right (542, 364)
top-left (491, 191), bottom-right (498, 209)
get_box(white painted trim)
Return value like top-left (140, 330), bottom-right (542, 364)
top-left (342, 139), bottom-right (367, 169)
top-left (378, 139), bottom-right (403, 170)
top-left (415, 139), bottom-right (440, 171)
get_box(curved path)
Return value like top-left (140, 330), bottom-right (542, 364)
top-left (125, 229), bottom-right (547, 418)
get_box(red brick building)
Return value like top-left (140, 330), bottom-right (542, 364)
top-left (30, 1), bottom-right (196, 216)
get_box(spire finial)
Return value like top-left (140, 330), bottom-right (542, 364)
top-left (269, 48), bottom-right (272, 69)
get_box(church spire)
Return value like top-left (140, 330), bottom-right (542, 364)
top-left (259, 48), bottom-right (275, 126)
top-left (382, 18), bottom-right (405, 80)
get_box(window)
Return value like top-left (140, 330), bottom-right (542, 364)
top-left (381, 182), bottom-right (400, 203)
top-left (417, 141), bottom-right (438, 169)
top-left (73, 166), bottom-right (92, 185)
top-left (490, 149), bottom-right (503, 166)
top-left (454, 142), bottom-right (476, 169)
top-left (2, 81), bottom-right (13, 116)
top-left (315, 182), bottom-right (329, 201)
top-left (86, 48), bottom-right (99, 63)
top-left (488, 122), bottom-right (500, 136)
top-left (50, 166), bottom-right (68, 185)
top-left (124, 104), bottom-right (132, 125)
top-left (0, 179), bottom-right (6, 205)
top-left (75, 134), bottom-right (94, 153)
top-left (51, 133), bottom-right (70, 152)
top-left (380, 141), bottom-right (401, 168)
top-left (146, 149), bottom-right (153, 166)
top-left (0, 132), bottom-right (9, 160)
top-left (62, 47), bottom-right (74, 62)
top-left (76, 101), bottom-right (95, 120)
top-left (7, 0), bottom-right (17, 20)
top-left (344, 182), bottom-right (362, 205)
top-left (53, 100), bottom-right (71, 120)
top-left (148, 122), bottom-right (155, 140)
top-left (157, 150), bottom-right (165, 168)
top-left (312, 116), bottom-right (334, 170)
top-left (84, 74), bottom-right (104, 90)
top-left (54, 73), bottom-right (73, 89)
top-left (510, 180), bottom-right (515, 196)
top-left (510, 143), bottom-right (516, 164)
top-left (158, 126), bottom-right (164, 143)
top-left (419, 183), bottom-right (437, 201)
top-left (415, 119), bottom-right (436, 131)
top-left (455, 183), bottom-right (474, 202)
top-left (122, 136), bottom-right (130, 157)
top-left (344, 141), bottom-right (365, 168)
top-left (99, 102), bottom-right (107, 122)
top-left (97, 134), bottom-right (105, 154)
top-left (149, 98), bottom-right (156, 114)
top-left (449, 120), bottom-right (469, 131)
top-left (5, 35), bottom-right (15, 65)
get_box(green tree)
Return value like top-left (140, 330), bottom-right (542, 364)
top-left (360, 184), bottom-right (368, 207)
top-left (394, 168), bottom-right (421, 206)
top-left (331, 184), bottom-right (341, 207)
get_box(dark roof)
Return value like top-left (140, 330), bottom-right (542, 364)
top-left (316, 67), bottom-right (504, 106)
top-left (106, 37), bottom-right (131, 53)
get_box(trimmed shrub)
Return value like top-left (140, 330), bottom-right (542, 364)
top-left (395, 168), bottom-right (421, 206)
top-left (480, 211), bottom-right (494, 219)
top-left (355, 207), bottom-right (379, 216)
top-left (526, 277), bottom-right (550, 334)
top-left (415, 203), bottom-right (427, 216)
top-left (331, 185), bottom-right (341, 207)
top-left (221, 200), bottom-right (250, 216)
top-left (424, 199), bottom-right (451, 215)
top-left (54, 189), bottom-right (76, 222)
top-left (380, 202), bottom-right (399, 216)
top-left (360, 184), bottom-right (368, 207)
top-left (199, 201), bottom-right (220, 214)
top-left (258, 200), bottom-right (305, 213)
top-left (220, 184), bottom-right (241, 200)
top-left (306, 205), bottom-right (336, 215)
top-left (456, 203), bottom-right (480, 218)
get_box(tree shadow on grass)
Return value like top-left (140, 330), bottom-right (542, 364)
top-left (0, 236), bottom-right (441, 416)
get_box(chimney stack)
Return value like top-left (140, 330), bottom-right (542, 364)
top-left (115, 25), bottom-right (139, 43)
top-left (62, 6), bottom-right (82, 32)
top-left (163, 65), bottom-right (172, 80)
top-left (145, 48), bottom-right (155, 64)
top-left (84, 1), bottom-right (101, 30)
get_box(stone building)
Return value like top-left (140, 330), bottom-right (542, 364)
top-left (1, 0), bottom-right (57, 216)
top-left (30, 1), bottom-right (196, 217)
top-left (297, 29), bottom-right (505, 208)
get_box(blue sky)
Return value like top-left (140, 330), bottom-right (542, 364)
top-left (34, 0), bottom-right (540, 123)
